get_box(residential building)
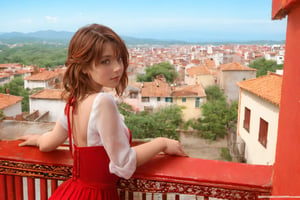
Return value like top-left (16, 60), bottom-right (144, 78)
top-left (139, 75), bottom-right (172, 112)
top-left (24, 71), bottom-right (61, 89)
top-left (171, 84), bottom-right (206, 121)
top-left (236, 72), bottom-right (282, 165)
top-left (185, 65), bottom-right (215, 88)
top-left (0, 93), bottom-right (23, 118)
top-left (0, 74), bottom-right (13, 86)
top-left (219, 62), bottom-right (256, 103)
top-left (29, 89), bottom-right (65, 122)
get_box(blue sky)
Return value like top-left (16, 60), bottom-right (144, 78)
top-left (0, 0), bottom-right (287, 42)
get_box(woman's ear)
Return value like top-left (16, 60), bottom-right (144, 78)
top-left (82, 66), bottom-right (90, 75)
top-left (82, 69), bottom-right (88, 74)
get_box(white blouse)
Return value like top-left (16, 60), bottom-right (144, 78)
top-left (58, 93), bottom-right (137, 179)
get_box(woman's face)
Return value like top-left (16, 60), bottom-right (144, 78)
top-left (87, 42), bottom-right (124, 89)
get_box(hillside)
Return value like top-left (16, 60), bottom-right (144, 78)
top-left (0, 30), bottom-right (285, 46)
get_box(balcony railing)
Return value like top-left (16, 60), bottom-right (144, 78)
top-left (0, 140), bottom-right (272, 200)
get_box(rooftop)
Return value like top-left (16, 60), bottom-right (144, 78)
top-left (30, 89), bottom-right (63, 100)
top-left (186, 65), bottom-right (211, 77)
top-left (0, 93), bottom-right (23, 109)
top-left (237, 72), bottom-right (282, 106)
top-left (24, 71), bottom-right (59, 81)
top-left (140, 78), bottom-right (171, 97)
top-left (171, 84), bottom-right (206, 97)
top-left (219, 62), bottom-right (256, 71)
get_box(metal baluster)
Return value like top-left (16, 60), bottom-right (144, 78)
top-left (6, 175), bottom-right (15, 200)
top-left (50, 179), bottom-right (58, 195)
top-left (15, 176), bottom-right (23, 200)
top-left (40, 178), bottom-right (48, 200)
top-left (128, 191), bottom-right (134, 200)
top-left (27, 177), bottom-right (36, 200)
top-left (162, 193), bottom-right (167, 200)
top-left (0, 174), bottom-right (7, 200)
top-left (142, 192), bottom-right (146, 200)
top-left (119, 190), bottom-right (126, 200)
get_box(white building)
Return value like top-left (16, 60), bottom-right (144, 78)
top-left (29, 89), bottom-right (65, 122)
top-left (236, 72), bottom-right (282, 165)
top-left (140, 76), bottom-right (173, 112)
top-left (24, 71), bottom-right (61, 89)
top-left (0, 93), bottom-right (23, 118)
top-left (0, 74), bottom-right (13, 86)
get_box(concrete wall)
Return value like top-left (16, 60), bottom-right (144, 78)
top-left (3, 102), bottom-right (22, 117)
top-left (221, 70), bottom-right (256, 103)
top-left (29, 98), bottom-right (65, 122)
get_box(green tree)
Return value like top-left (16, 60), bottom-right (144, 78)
top-left (249, 57), bottom-right (283, 77)
top-left (137, 62), bottom-right (178, 83)
top-left (0, 43), bottom-right (67, 68)
top-left (121, 104), bottom-right (183, 140)
top-left (0, 77), bottom-right (29, 112)
top-left (190, 86), bottom-right (238, 140)
top-left (205, 85), bottom-right (226, 101)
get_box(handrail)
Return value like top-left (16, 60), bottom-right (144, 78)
top-left (0, 140), bottom-right (272, 199)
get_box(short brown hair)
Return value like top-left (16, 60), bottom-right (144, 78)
top-left (62, 24), bottom-right (129, 105)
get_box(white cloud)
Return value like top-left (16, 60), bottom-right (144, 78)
top-left (45, 16), bottom-right (58, 23)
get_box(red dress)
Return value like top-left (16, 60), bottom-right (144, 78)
top-left (49, 99), bottom-right (132, 200)
top-left (49, 145), bottom-right (120, 199)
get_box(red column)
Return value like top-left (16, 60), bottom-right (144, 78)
top-left (272, 0), bottom-right (300, 196)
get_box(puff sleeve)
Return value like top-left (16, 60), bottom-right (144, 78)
top-left (89, 93), bottom-right (136, 179)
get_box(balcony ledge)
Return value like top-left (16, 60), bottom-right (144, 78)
top-left (0, 140), bottom-right (272, 199)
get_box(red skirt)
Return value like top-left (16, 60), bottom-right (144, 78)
top-left (49, 145), bottom-right (120, 200)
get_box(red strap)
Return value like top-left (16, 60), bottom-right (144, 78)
top-left (64, 97), bottom-right (75, 154)
top-left (128, 128), bottom-right (132, 145)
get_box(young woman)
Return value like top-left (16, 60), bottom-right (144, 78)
top-left (17, 24), bottom-right (187, 200)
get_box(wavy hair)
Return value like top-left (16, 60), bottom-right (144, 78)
top-left (62, 24), bottom-right (129, 107)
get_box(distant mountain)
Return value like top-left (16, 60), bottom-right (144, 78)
top-left (0, 30), bottom-right (73, 44)
top-left (0, 30), bottom-right (192, 46)
top-left (0, 30), bottom-right (285, 46)
top-left (27, 30), bottom-right (74, 41)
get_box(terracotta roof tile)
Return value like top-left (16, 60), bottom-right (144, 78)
top-left (220, 62), bottom-right (256, 71)
top-left (190, 59), bottom-right (201, 65)
top-left (237, 72), bottom-right (282, 106)
top-left (0, 93), bottom-right (23, 109)
top-left (140, 79), bottom-right (171, 97)
top-left (24, 71), bottom-right (59, 81)
top-left (204, 59), bottom-right (216, 68)
top-left (187, 65), bottom-right (211, 77)
top-left (0, 74), bottom-right (11, 79)
top-left (0, 63), bottom-right (22, 68)
top-left (171, 84), bottom-right (206, 97)
top-left (30, 89), bottom-right (63, 100)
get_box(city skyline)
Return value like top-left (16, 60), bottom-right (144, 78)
top-left (0, 0), bottom-right (287, 42)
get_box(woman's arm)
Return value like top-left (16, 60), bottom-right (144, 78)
top-left (134, 137), bottom-right (187, 167)
top-left (17, 121), bottom-right (68, 152)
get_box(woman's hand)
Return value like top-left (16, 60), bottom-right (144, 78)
top-left (162, 138), bottom-right (188, 157)
top-left (17, 134), bottom-right (41, 147)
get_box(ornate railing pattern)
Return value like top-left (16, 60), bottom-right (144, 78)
top-left (0, 140), bottom-right (272, 200)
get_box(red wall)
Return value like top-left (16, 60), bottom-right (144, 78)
top-left (272, 0), bottom-right (300, 196)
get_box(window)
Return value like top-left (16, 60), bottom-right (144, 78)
top-left (165, 97), bottom-right (173, 103)
top-left (157, 97), bottom-right (161, 101)
top-left (195, 97), bottom-right (200, 108)
top-left (258, 118), bottom-right (268, 148)
top-left (142, 97), bottom-right (150, 102)
top-left (182, 98), bottom-right (186, 103)
top-left (243, 107), bottom-right (251, 132)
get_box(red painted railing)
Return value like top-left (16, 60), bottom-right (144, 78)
top-left (0, 140), bottom-right (272, 200)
